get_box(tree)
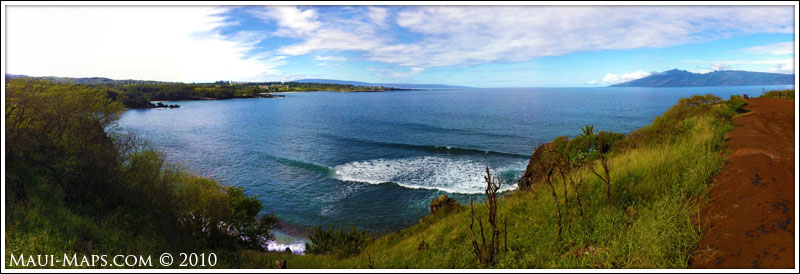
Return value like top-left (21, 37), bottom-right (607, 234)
top-left (225, 187), bottom-right (281, 249)
top-left (550, 136), bottom-right (572, 233)
top-left (587, 131), bottom-right (623, 206)
top-left (534, 144), bottom-right (563, 240)
top-left (563, 136), bottom-right (591, 218)
top-left (469, 167), bottom-right (506, 267)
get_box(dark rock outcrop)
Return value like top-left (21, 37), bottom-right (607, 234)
top-left (429, 194), bottom-right (460, 215)
top-left (153, 102), bottom-right (180, 109)
top-left (417, 240), bottom-right (429, 251)
top-left (518, 144), bottom-right (548, 190)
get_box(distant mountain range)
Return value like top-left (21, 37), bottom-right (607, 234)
top-left (611, 69), bottom-right (795, 87)
top-left (295, 79), bottom-right (468, 89)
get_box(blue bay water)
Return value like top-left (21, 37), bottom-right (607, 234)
top-left (117, 85), bottom-right (791, 245)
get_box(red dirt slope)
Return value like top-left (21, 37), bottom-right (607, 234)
top-left (692, 98), bottom-right (795, 268)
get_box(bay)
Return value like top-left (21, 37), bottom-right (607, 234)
top-left (118, 85), bottom-right (792, 249)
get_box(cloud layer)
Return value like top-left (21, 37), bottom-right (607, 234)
top-left (684, 58), bottom-right (795, 74)
top-left (740, 42), bottom-right (795, 56)
top-left (259, 6), bottom-right (794, 69)
top-left (6, 5), bottom-right (795, 83)
top-left (6, 6), bottom-right (288, 82)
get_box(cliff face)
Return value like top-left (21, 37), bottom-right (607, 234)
top-left (518, 144), bottom-right (547, 189)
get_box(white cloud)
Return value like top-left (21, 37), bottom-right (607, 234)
top-left (690, 62), bottom-right (733, 74)
top-left (257, 6), bottom-right (321, 37)
top-left (257, 6), bottom-right (793, 69)
top-left (710, 63), bottom-right (732, 72)
top-left (254, 6), bottom-right (385, 56)
top-left (601, 71), bottom-right (652, 85)
top-left (691, 69), bottom-right (712, 74)
top-left (682, 58), bottom-right (795, 74)
top-left (366, 66), bottom-right (426, 79)
top-left (741, 42), bottom-right (795, 56)
top-left (367, 7), bottom-right (389, 27)
top-left (6, 6), bottom-right (289, 82)
top-left (313, 55), bottom-right (348, 62)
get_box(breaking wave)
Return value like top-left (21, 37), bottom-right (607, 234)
top-left (264, 240), bottom-right (306, 255)
top-left (332, 156), bottom-right (524, 194)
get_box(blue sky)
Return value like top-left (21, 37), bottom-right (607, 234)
top-left (5, 5), bottom-right (796, 87)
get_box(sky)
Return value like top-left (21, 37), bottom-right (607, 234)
top-left (4, 5), bottom-right (796, 87)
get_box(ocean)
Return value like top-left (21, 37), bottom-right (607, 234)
top-left (117, 85), bottom-right (792, 251)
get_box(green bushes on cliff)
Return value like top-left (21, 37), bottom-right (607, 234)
top-left (5, 79), bottom-right (278, 267)
top-left (759, 89), bottom-right (795, 100)
top-left (305, 226), bottom-right (369, 258)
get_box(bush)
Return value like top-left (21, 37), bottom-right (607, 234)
top-left (759, 89), bottom-right (794, 100)
top-left (5, 79), bottom-right (280, 262)
top-left (225, 186), bottom-right (281, 249)
top-left (305, 226), bottom-right (369, 258)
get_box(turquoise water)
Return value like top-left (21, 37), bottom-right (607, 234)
top-left (117, 85), bottom-right (791, 247)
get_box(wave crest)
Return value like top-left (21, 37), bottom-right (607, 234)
top-left (333, 156), bottom-right (522, 194)
top-left (264, 240), bottom-right (306, 255)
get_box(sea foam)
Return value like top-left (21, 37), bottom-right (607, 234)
top-left (264, 240), bottom-right (306, 255)
top-left (332, 156), bottom-right (522, 194)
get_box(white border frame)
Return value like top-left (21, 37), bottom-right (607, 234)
top-left (2, 1), bottom-right (798, 273)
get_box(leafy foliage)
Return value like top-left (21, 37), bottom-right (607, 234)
top-left (305, 226), bottom-right (369, 258)
top-left (5, 79), bottom-right (280, 267)
top-left (225, 187), bottom-right (281, 249)
top-left (759, 89), bottom-right (794, 100)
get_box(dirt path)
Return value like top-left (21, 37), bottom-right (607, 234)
top-left (691, 98), bottom-right (795, 268)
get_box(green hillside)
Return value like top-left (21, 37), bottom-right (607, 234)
top-left (234, 94), bottom-right (749, 268)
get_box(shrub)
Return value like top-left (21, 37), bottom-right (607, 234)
top-left (225, 186), bottom-right (281, 249)
top-left (305, 225), bottom-right (369, 258)
top-left (5, 78), bottom-right (281, 260)
top-left (725, 95), bottom-right (748, 113)
top-left (759, 89), bottom-right (795, 100)
top-left (468, 167), bottom-right (506, 267)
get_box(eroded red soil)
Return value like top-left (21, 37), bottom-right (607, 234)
top-left (692, 98), bottom-right (795, 268)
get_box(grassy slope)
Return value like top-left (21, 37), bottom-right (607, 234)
top-left (239, 98), bottom-right (737, 269)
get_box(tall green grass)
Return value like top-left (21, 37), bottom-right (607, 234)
top-left (239, 94), bottom-right (741, 269)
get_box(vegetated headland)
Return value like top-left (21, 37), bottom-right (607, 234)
top-left (4, 77), bottom-right (794, 269)
top-left (4, 74), bottom-right (412, 109)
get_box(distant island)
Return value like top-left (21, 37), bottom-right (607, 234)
top-left (610, 69), bottom-right (795, 87)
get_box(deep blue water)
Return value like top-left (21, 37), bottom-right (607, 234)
top-left (117, 85), bottom-right (791, 248)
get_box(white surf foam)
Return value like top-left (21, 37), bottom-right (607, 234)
top-left (332, 156), bottom-right (523, 194)
top-left (264, 240), bottom-right (306, 255)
